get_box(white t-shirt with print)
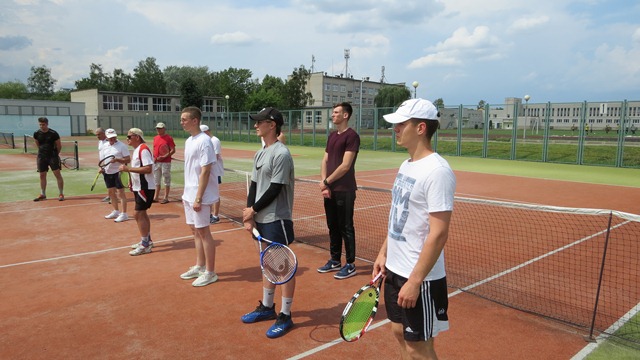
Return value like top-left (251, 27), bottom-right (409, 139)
top-left (385, 153), bottom-right (456, 280)
top-left (103, 140), bottom-right (130, 175)
top-left (182, 132), bottom-right (219, 205)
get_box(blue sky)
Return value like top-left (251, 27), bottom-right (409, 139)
top-left (1, 0), bottom-right (639, 105)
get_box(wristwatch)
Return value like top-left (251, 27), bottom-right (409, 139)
top-left (323, 178), bottom-right (330, 187)
top-left (195, 198), bottom-right (201, 203)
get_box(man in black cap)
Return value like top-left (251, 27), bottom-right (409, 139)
top-left (241, 107), bottom-right (296, 339)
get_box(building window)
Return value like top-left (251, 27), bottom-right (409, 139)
top-left (103, 95), bottom-right (124, 111)
top-left (324, 95), bottom-right (331, 103)
top-left (153, 97), bottom-right (172, 112)
top-left (340, 85), bottom-right (346, 92)
top-left (315, 110), bottom-right (322, 124)
top-left (340, 96), bottom-right (346, 102)
top-left (325, 83), bottom-right (331, 91)
top-left (305, 111), bottom-right (313, 124)
top-left (128, 96), bottom-right (148, 111)
top-left (203, 99), bottom-right (215, 113)
top-left (332, 95), bottom-right (338, 103)
top-left (332, 84), bottom-right (339, 91)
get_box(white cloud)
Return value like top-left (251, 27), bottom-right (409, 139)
top-left (509, 16), bottom-right (550, 32)
top-left (633, 28), bottom-right (640, 43)
top-left (408, 26), bottom-right (502, 69)
top-left (211, 32), bottom-right (255, 45)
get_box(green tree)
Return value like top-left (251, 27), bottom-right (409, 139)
top-left (131, 57), bottom-right (166, 94)
top-left (374, 85), bottom-right (411, 107)
top-left (180, 77), bottom-right (204, 109)
top-left (110, 68), bottom-right (133, 92)
top-left (433, 98), bottom-right (444, 109)
top-left (478, 100), bottom-right (486, 110)
top-left (282, 65), bottom-right (313, 109)
top-left (163, 66), bottom-right (212, 95)
top-left (211, 67), bottom-right (255, 111)
top-left (75, 63), bottom-right (111, 91)
top-left (245, 75), bottom-right (286, 111)
top-left (0, 81), bottom-right (28, 99)
top-left (49, 89), bottom-right (71, 101)
top-left (27, 65), bottom-right (56, 96)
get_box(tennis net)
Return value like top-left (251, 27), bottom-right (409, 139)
top-left (216, 168), bottom-right (640, 347)
top-left (23, 135), bottom-right (79, 170)
top-left (0, 132), bottom-right (15, 149)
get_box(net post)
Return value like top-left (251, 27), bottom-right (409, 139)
top-left (23, 134), bottom-right (27, 153)
top-left (11, 133), bottom-right (15, 149)
top-left (73, 140), bottom-right (79, 170)
top-left (586, 211), bottom-right (613, 341)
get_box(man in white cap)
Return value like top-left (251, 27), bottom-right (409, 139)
top-left (200, 124), bottom-right (224, 223)
top-left (102, 128), bottom-right (130, 223)
top-left (372, 98), bottom-right (456, 360)
top-left (152, 122), bottom-right (176, 204)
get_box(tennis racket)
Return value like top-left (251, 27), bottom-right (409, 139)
top-left (91, 155), bottom-right (115, 191)
top-left (61, 157), bottom-right (78, 170)
top-left (157, 143), bottom-right (171, 161)
top-left (339, 272), bottom-right (384, 342)
top-left (251, 228), bottom-right (297, 285)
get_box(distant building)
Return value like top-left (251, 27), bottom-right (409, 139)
top-left (303, 72), bottom-right (405, 129)
top-left (0, 98), bottom-right (86, 136)
top-left (70, 89), bottom-right (223, 133)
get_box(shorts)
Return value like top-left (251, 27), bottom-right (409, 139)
top-left (183, 200), bottom-right (212, 229)
top-left (134, 189), bottom-right (155, 211)
top-left (36, 155), bottom-right (61, 172)
top-left (254, 219), bottom-right (294, 246)
top-left (153, 162), bottom-right (172, 186)
top-left (384, 269), bottom-right (449, 341)
top-left (104, 172), bottom-right (125, 189)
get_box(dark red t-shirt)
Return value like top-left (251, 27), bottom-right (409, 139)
top-left (325, 127), bottom-right (360, 192)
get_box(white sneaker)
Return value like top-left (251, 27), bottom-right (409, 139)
top-left (105, 210), bottom-right (120, 219)
top-left (129, 245), bottom-right (152, 256)
top-left (131, 240), bottom-right (154, 249)
top-left (192, 271), bottom-right (218, 287)
top-left (114, 213), bottom-right (129, 222)
top-left (180, 265), bottom-right (204, 280)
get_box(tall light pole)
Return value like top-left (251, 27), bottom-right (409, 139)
top-left (359, 77), bottom-right (368, 133)
top-left (412, 81), bottom-right (419, 98)
top-left (224, 95), bottom-right (229, 137)
top-left (523, 94), bottom-right (530, 140)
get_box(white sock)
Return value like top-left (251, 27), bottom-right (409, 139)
top-left (281, 297), bottom-right (293, 315)
top-left (262, 287), bottom-right (275, 308)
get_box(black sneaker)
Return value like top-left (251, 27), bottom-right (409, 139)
top-left (334, 263), bottom-right (356, 279)
top-left (266, 312), bottom-right (294, 338)
top-left (317, 259), bottom-right (341, 273)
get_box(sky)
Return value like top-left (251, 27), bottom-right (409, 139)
top-left (1, 0), bottom-right (639, 106)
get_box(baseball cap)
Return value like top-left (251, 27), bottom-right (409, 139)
top-left (129, 128), bottom-right (145, 142)
top-left (105, 128), bottom-right (117, 138)
top-left (156, 122), bottom-right (166, 129)
top-left (383, 98), bottom-right (440, 124)
top-left (249, 107), bottom-right (284, 127)
top-left (200, 124), bottom-right (210, 132)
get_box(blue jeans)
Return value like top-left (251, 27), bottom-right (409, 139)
top-left (324, 190), bottom-right (356, 264)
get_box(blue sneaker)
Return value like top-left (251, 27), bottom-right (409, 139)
top-left (241, 301), bottom-right (277, 323)
top-left (334, 263), bottom-right (356, 279)
top-left (266, 312), bottom-right (294, 339)
top-left (317, 259), bottom-right (341, 273)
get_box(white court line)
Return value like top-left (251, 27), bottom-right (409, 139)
top-left (0, 227), bottom-right (243, 269)
top-left (286, 222), bottom-right (631, 360)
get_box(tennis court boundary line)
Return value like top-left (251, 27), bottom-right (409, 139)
top-left (0, 227), bottom-right (243, 269)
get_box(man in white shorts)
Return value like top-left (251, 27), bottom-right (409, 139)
top-left (178, 106), bottom-right (220, 287)
top-left (373, 98), bottom-right (456, 360)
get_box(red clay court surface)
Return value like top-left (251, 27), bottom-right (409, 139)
top-left (1, 149), bottom-right (639, 359)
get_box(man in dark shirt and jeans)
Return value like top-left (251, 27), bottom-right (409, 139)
top-left (33, 117), bottom-right (65, 201)
top-left (318, 102), bottom-right (360, 279)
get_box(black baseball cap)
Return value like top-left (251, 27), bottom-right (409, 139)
top-left (249, 107), bottom-right (284, 127)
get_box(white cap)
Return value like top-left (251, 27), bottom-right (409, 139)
top-left (105, 128), bottom-right (117, 138)
top-left (200, 124), bottom-right (209, 132)
top-left (383, 98), bottom-right (440, 124)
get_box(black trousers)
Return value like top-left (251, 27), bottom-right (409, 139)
top-left (324, 190), bottom-right (356, 264)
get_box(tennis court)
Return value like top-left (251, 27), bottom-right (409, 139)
top-left (1, 142), bottom-right (639, 359)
